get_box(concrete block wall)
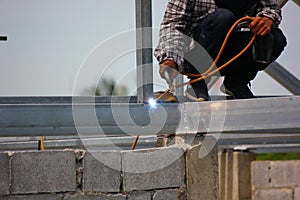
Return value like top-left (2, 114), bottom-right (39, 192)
top-left (11, 151), bottom-right (77, 194)
top-left (252, 160), bottom-right (300, 200)
top-left (0, 144), bottom-right (218, 200)
top-left (0, 152), bottom-right (9, 195)
top-left (218, 151), bottom-right (256, 200)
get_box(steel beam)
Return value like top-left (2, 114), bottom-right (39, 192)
top-left (0, 102), bottom-right (180, 136)
top-left (265, 62), bottom-right (300, 95)
top-left (0, 96), bottom-right (300, 136)
top-left (3, 135), bottom-right (300, 152)
top-left (0, 136), bottom-right (157, 151)
top-left (278, 0), bottom-right (289, 7)
top-left (0, 96), bottom-right (137, 104)
top-left (181, 96), bottom-right (300, 134)
top-left (293, 0), bottom-right (300, 6)
top-left (2, 134), bottom-right (300, 151)
top-left (135, 0), bottom-right (153, 103)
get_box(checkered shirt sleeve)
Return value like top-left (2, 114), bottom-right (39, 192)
top-left (154, 0), bottom-right (216, 71)
top-left (258, 0), bottom-right (282, 26)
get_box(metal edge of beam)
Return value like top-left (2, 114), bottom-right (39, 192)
top-left (233, 143), bottom-right (300, 151)
top-left (0, 96), bottom-right (138, 104)
top-left (2, 136), bottom-right (300, 152)
top-left (2, 133), bottom-right (300, 150)
top-left (217, 134), bottom-right (300, 145)
top-left (0, 136), bottom-right (158, 151)
top-left (219, 144), bottom-right (300, 153)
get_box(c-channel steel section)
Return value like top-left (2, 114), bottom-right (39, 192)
top-left (0, 103), bottom-right (180, 136)
top-left (0, 96), bottom-right (300, 136)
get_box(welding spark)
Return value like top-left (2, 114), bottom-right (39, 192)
top-left (148, 98), bottom-right (157, 108)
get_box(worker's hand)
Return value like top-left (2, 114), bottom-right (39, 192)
top-left (159, 60), bottom-right (179, 91)
top-left (159, 60), bottom-right (179, 80)
top-left (249, 16), bottom-right (273, 36)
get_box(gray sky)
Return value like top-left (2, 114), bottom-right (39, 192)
top-left (0, 0), bottom-right (299, 96)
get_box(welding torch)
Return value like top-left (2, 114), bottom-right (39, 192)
top-left (163, 66), bottom-right (176, 92)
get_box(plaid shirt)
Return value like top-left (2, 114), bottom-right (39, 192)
top-left (154, 0), bottom-right (282, 71)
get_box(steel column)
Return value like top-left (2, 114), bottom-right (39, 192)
top-left (135, 0), bottom-right (153, 103)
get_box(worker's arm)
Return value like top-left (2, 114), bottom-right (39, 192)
top-left (159, 60), bottom-right (179, 80)
top-left (256, 0), bottom-right (282, 26)
top-left (249, 0), bottom-right (282, 36)
top-left (249, 16), bottom-right (273, 36)
top-left (154, 0), bottom-right (195, 74)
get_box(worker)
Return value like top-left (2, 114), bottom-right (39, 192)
top-left (154, 0), bottom-right (287, 100)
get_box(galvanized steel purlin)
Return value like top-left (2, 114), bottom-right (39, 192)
top-left (0, 102), bottom-right (180, 136)
top-left (0, 96), bottom-right (300, 136)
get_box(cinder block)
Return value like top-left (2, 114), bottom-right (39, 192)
top-left (127, 191), bottom-right (152, 200)
top-left (153, 188), bottom-right (187, 200)
top-left (294, 187), bottom-right (300, 200)
top-left (0, 194), bottom-right (63, 200)
top-left (269, 160), bottom-right (300, 187)
top-left (232, 151), bottom-right (256, 200)
top-left (82, 151), bottom-right (121, 192)
top-left (251, 161), bottom-right (271, 188)
top-left (64, 193), bottom-right (126, 200)
top-left (122, 147), bottom-right (185, 192)
top-left (11, 151), bottom-right (76, 194)
top-left (186, 140), bottom-right (218, 200)
top-left (253, 188), bottom-right (293, 200)
top-left (0, 153), bottom-right (9, 195)
top-left (218, 151), bottom-right (226, 200)
top-left (221, 150), bottom-right (233, 200)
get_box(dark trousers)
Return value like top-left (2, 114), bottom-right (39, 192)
top-left (184, 8), bottom-right (287, 86)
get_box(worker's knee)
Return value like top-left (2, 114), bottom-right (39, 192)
top-left (270, 28), bottom-right (287, 61)
top-left (195, 8), bottom-right (236, 46)
top-left (211, 8), bottom-right (236, 29)
top-left (200, 8), bottom-right (236, 33)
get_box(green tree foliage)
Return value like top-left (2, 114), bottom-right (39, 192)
top-left (83, 77), bottom-right (128, 96)
top-left (256, 153), bottom-right (300, 161)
